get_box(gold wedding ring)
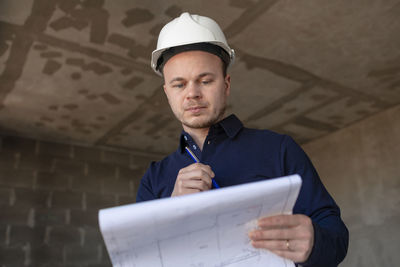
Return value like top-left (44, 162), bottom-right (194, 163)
top-left (286, 239), bottom-right (290, 250)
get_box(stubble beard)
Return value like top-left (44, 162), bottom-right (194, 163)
top-left (180, 104), bottom-right (226, 129)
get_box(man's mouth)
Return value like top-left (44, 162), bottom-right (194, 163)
top-left (185, 106), bottom-right (207, 114)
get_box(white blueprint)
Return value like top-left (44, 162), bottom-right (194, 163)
top-left (99, 174), bottom-right (302, 267)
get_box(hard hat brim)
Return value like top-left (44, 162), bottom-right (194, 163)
top-left (151, 41), bottom-right (235, 76)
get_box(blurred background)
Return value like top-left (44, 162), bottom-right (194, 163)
top-left (0, 0), bottom-right (399, 266)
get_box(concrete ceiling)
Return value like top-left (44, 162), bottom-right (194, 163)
top-left (0, 0), bottom-right (399, 156)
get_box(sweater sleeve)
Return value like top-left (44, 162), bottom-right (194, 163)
top-left (280, 136), bottom-right (349, 267)
top-left (136, 162), bottom-right (157, 203)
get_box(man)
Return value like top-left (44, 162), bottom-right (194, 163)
top-left (137, 12), bottom-right (348, 266)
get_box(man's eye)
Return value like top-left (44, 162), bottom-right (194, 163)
top-left (172, 84), bottom-right (184, 88)
top-left (202, 80), bottom-right (212, 85)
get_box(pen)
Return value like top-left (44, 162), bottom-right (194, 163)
top-left (185, 146), bottom-right (220, 189)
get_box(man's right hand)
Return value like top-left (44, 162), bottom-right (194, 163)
top-left (171, 163), bottom-right (215, 197)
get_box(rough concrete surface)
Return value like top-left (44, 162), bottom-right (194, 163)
top-left (0, 0), bottom-right (399, 155)
top-left (303, 104), bottom-right (400, 266)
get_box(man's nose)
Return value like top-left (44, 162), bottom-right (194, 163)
top-left (186, 82), bottom-right (202, 99)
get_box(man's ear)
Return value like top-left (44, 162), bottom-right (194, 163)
top-left (224, 74), bottom-right (231, 96)
top-left (163, 83), bottom-right (171, 104)
top-left (163, 83), bottom-right (167, 95)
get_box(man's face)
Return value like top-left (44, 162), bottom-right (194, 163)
top-left (163, 50), bottom-right (231, 132)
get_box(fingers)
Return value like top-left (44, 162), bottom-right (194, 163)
top-left (178, 163), bottom-right (214, 189)
top-left (258, 214), bottom-right (305, 228)
top-left (250, 238), bottom-right (312, 263)
top-left (248, 214), bottom-right (314, 263)
top-left (268, 239), bottom-right (313, 264)
top-left (179, 164), bottom-right (214, 181)
top-left (251, 239), bottom-right (290, 251)
top-left (177, 177), bottom-right (211, 191)
top-left (251, 238), bottom-right (307, 263)
top-left (269, 249), bottom-right (309, 264)
top-left (171, 163), bottom-right (215, 197)
top-left (249, 228), bottom-right (294, 241)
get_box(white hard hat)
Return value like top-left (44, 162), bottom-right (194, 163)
top-left (151, 12), bottom-right (235, 76)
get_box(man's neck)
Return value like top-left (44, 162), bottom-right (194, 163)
top-left (183, 127), bottom-right (210, 151)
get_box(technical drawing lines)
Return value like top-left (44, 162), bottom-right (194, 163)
top-left (100, 175), bottom-right (301, 267)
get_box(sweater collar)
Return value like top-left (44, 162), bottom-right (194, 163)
top-left (179, 114), bottom-right (243, 152)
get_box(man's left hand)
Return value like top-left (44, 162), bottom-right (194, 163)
top-left (248, 214), bottom-right (314, 263)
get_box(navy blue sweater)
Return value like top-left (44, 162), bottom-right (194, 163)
top-left (137, 114), bottom-right (348, 266)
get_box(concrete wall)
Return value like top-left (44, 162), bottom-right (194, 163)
top-left (303, 104), bottom-right (400, 266)
top-left (1, 105), bottom-right (399, 266)
top-left (0, 135), bottom-right (150, 267)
